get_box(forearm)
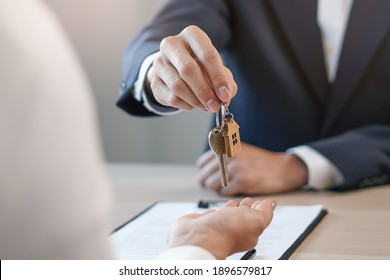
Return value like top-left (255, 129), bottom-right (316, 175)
top-left (309, 125), bottom-right (390, 191)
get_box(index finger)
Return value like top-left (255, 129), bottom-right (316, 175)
top-left (180, 26), bottom-right (235, 104)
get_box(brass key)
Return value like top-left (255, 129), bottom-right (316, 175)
top-left (208, 127), bottom-right (229, 187)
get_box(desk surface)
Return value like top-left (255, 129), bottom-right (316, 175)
top-left (107, 162), bottom-right (390, 260)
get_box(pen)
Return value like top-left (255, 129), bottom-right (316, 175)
top-left (197, 199), bottom-right (225, 208)
top-left (240, 248), bottom-right (256, 260)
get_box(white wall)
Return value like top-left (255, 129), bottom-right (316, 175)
top-left (45, 0), bottom-right (212, 163)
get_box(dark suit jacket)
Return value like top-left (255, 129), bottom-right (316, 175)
top-left (117, 0), bottom-right (390, 191)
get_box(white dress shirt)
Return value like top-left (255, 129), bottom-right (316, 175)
top-left (133, 0), bottom-right (354, 189)
top-left (288, 0), bottom-right (353, 189)
top-left (318, 0), bottom-right (354, 83)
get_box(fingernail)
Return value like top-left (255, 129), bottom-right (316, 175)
top-left (271, 201), bottom-right (277, 209)
top-left (206, 99), bottom-right (219, 112)
top-left (218, 86), bottom-right (231, 102)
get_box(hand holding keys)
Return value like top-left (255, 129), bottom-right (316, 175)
top-left (208, 104), bottom-right (241, 187)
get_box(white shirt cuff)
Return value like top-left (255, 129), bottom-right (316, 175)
top-left (134, 51), bottom-right (180, 116)
top-left (287, 145), bottom-right (345, 190)
top-left (156, 245), bottom-right (216, 260)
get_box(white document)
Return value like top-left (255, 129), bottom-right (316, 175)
top-left (110, 202), bottom-right (326, 260)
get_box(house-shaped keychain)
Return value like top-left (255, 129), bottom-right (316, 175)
top-left (223, 118), bottom-right (241, 157)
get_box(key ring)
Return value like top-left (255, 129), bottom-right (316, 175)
top-left (223, 105), bottom-right (234, 121)
top-left (216, 104), bottom-right (227, 131)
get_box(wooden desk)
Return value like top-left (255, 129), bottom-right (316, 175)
top-left (107, 162), bottom-right (390, 260)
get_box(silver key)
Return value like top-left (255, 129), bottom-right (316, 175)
top-left (208, 127), bottom-right (229, 187)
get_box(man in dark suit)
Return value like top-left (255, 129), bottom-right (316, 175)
top-left (117, 0), bottom-right (390, 195)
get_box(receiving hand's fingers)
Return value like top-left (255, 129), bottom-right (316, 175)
top-left (251, 199), bottom-right (276, 230)
top-left (224, 200), bottom-right (239, 207)
top-left (239, 197), bottom-right (255, 207)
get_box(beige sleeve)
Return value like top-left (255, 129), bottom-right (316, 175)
top-left (0, 0), bottom-right (113, 259)
top-left (156, 246), bottom-right (216, 260)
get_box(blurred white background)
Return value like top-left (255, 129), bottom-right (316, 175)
top-left (45, 0), bottom-right (212, 163)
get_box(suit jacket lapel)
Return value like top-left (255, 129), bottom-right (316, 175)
top-left (269, 0), bottom-right (329, 104)
top-left (322, 0), bottom-right (390, 134)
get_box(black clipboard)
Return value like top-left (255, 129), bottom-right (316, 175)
top-left (112, 201), bottom-right (328, 260)
top-left (279, 209), bottom-right (328, 259)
